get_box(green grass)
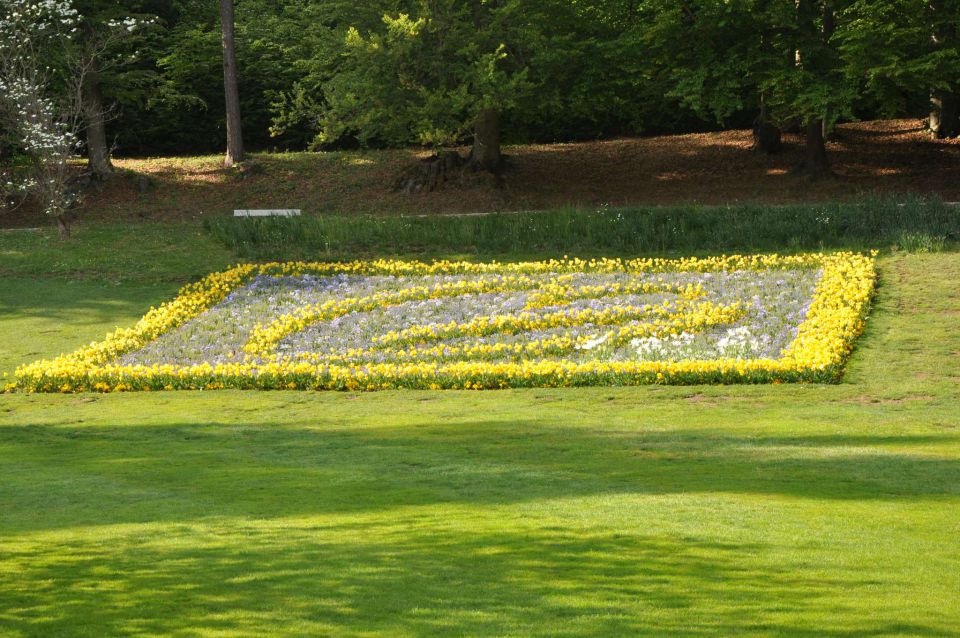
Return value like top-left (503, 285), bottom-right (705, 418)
top-left (0, 224), bottom-right (233, 282)
top-left (1, 224), bottom-right (960, 636)
top-left (204, 196), bottom-right (960, 261)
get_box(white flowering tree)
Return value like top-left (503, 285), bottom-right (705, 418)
top-left (0, 0), bottom-right (83, 236)
top-left (0, 0), bottom-right (151, 235)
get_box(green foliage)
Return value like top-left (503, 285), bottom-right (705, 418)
top-left (313, 1), bottom-right (532, 149)
top-left (120, 0), bottom-right (340, 153)
top-left (644, 0), bottom-right (761, 124)
top-left (203, 197), bottom-right (960, 261)
top-left (847, 0), bottom-right (960, 119)
top-left (647, 0), bottom-right (959, 133)
top-left (280, 0), bottom-right (691, 148)
top-left (64, 0), bottom-right (960, 154)
top-left (768, 0), bottom-right (852, 128)
top-left (509, 0), bottom-right (678, 140)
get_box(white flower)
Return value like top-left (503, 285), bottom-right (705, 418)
top-left (716, 325), bottom-right (765, 358)
top-left (577, 332), bottom-right (611, 351)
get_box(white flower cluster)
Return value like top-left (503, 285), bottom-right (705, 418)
top-left (1, 0), bottom-right (81, 219)
top-left (629, 323), bottom-right (777, 362)
top-left (105, 15), bottom-right (154, 33)
top-left (715, 325), bottom-right (770, 358)
top-left (2, 177), bottom-right (38, 200)
top-left (576, 331), bottom-right (612, 351)
top-left (0, 0), bottom-right (78, 38)
top-left (631, 331), bottom-right (696, 360)
top-left (0, 76), bottom-right (77, 154)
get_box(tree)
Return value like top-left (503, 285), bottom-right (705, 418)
top-left (219, 0), bottom-right (244, 166)
top-left (5, 0), bottom-right (949, 165)
top-left (0, 0), bottom-right (85, 236)
top-left (267, 0), bottom-right (392, 149)
top-left (644, 0), bottom-right (771, 142)
top-left (69, 2), bottom-right (157, 179)
top-left (127, 0), bottom-right (320, 155)
top-left (783, 0), bottom-right (942, 173)
top-left (650, 0), bottom-right (950, 176)
top-left (927, 0), bottom-right (960, 137)
top-left (512, 0), bottom-right (674, 143)
top-left (318, 1), bottom-right (534, 174)
top-left (81, 53), bottom-right (112, 178)
top-left (829, 0), bottom-right (960, 145)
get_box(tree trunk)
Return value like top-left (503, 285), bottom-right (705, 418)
top-left (929, 0), bottom-right (960, 137)
top-left (752, 103), bottom-right (781, 154)
top-left (795, 119), bottom-right (830, 177)
top-left (56, 214), bottom-right (71, 238)
top-left (82, 60), bottom-right (113, 180)
top-left (219, 0), bottom-right (244, 167)
top-left (930, 90), bottom-right (960, 137)
top-left (470, 107), bottom-right (501, 173)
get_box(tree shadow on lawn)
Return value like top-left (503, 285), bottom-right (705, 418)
top-left (1, 515), bottom-right (953, 637)
top-left (3, 421), bottom-right (959, 635)
top-left (3, 421), bottom-right (960, 534)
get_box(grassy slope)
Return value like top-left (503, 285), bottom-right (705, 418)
top-left (4, 119), bottom-right (960, 229)
top-left (1, 230), bottom-right (960, 635)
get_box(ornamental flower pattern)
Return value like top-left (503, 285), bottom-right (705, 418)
top-left (10, 253), bottom-right (877, 392)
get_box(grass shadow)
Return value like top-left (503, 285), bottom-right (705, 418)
top-left (3, 421), bottom-right (960, 534)
top-left (2, 419), bottom-right (959, 635)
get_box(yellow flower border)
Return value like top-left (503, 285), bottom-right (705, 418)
top-left (9, 252), bottom-right (877, 392)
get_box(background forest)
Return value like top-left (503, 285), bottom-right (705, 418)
top-left (15, 0), bottom-right (960, 157)
top-left (3, 0), bottom-right (960, 236)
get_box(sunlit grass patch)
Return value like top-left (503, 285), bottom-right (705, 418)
top-left (10, 253), bottom-right (876, 392)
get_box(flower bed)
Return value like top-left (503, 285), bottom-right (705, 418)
top-left (11, 253), bottom-right (877, 392)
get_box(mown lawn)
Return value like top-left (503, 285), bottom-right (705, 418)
top-left (1, 228), bottom-right (959, 636)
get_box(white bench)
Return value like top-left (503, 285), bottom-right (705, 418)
top-left (233, 209), bottom-right (301, 217)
